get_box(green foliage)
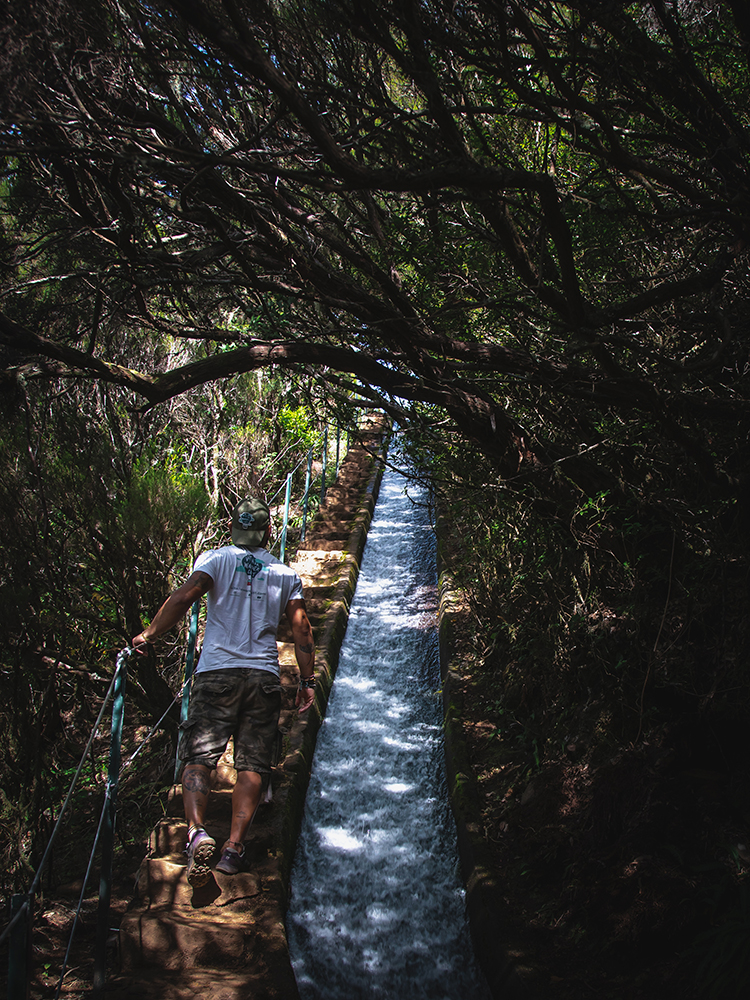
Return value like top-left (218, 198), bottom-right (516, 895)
top-left (123, 446), bottom-right (211, 559)
top-left (278, 403), bottom-right (322, 452)
top-left (0, 369), bottom-right (343, 899)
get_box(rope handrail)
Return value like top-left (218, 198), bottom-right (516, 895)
top-left (120, 680), bottom-right (188, 777)
top-left (267, 445), bottom-right (309, 505)
top-left (1, 650), bottom-right (129, 1000)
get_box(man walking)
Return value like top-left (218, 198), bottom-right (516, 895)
top-left (132, 497), bottom-right (315, 886)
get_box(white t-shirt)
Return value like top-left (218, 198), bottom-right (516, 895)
top-left (193, 545), bottom-right (304, 677)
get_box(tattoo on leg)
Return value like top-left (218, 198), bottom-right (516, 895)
top-left (183, 768), bottom-right (210, 796)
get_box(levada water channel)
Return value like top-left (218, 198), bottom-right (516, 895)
top-left (286, 458), bottom-right (490, 1000)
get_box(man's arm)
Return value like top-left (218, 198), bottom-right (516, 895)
top-left (286, 598), bottom-right (316, 713)
top-left (132, 571), bottom-right (213, 651)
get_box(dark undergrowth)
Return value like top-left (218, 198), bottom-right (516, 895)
top-left (453, 608), bottom-right (750, 999)
top-left (0, 663), bottom-right (175, 999)
top-left (422, 428), bottom-right (750, 1000)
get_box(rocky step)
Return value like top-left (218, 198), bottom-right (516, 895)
top-left (148, 814), bottom-right (276, 858)
top-left (313, 494), bottom-right (366, 509)
top-left (312, 501), bottom-right (365, 520)
top-left (110, 963), bottom-right (298, 1000)
top-left (296, 539), bottom-right (348, 552)
top-left (120, 878), bottom-right (283, 972)
top-left (133, 855), bottom-right (268, 909)
top-left (318, 485), bottom-right (363, 503)
top-left (296, 585), bottom-right (336, 602)
top-left (323, 476), bottom-right (369, 493)
top-left (288, 556), bottom-right (342, 588)
top-left (301, 525), bottom-right (352, 539)
top-left (296, 538), bottom-right (350, 554)
top-left (308, 506), bottom-right (363, 521)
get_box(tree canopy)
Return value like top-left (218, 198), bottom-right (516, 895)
top-left (3, 0), bottom-right (750, 488)
top-left (6, 6), bottom-right (750, 987)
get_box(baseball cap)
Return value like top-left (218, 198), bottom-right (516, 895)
top-left (231, 498), bottom-right (270, 547)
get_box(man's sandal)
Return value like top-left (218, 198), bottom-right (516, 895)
top-left (185, 826), bottom-right (216, 887)
top-left (215, 841), bottom-right (245, 876)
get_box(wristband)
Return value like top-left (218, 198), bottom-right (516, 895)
top-left (299, 675), bottom-right (316, 689)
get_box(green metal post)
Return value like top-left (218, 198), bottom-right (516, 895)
top-left (320, 427), bottom-right (328, 504)
top-left (336, 423), bottom-right (341, 478)
top-left (181, 601), bottom-right (199, 725)
top-left (174, 600), bottom-right (200, 782)
top-left (279, 472), bottom-right (293, 563)
top-left (301, 447), bottom-right (313, 542)
top-left (93, 653), bottom-right (127, 998)
top-left (7, 894), bottom-right (32, 1000)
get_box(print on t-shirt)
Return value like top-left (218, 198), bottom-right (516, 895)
top-left (239, 553), bottom-right (264, 580)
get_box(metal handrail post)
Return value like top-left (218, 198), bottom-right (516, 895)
top-left (175, 600), bottom-right (200, 781)
top-left (181, 601), bottom-right (199, 726)
top-left (300, 447), bottom-right (313, 542)
top-left (7, 894), bottom-right (32, 1000)
top-left (320, 426), bottom-right (328, 504)
top-left (93, 652), bottom-right (128, 998)
top-left (279, 472), bottom-right (293, 563)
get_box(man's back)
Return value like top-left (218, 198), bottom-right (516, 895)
top-left (194, 544), bottom-right (304, 675)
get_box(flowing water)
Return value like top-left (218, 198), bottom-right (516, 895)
top-left (287, 461), bottom-right (490, 1000)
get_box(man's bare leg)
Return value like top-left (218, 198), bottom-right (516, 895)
top-left (181, 763), bottom-right (216, 886)
top-left (224, 769), bottom-right (263, 852)
top-left (182, 762), bottom-right (212, 832)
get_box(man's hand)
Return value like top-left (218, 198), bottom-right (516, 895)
top-left (296, 684), bottom-right (315, 713)
top-left (132, 571), bottom-right (213, 655)
top-left (131, 632), bottom-right (154, 655)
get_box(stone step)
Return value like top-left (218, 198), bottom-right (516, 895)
top-left (302, 528), bottom-right (351, 542)
top-left (135, 855), bottom-right (266, 908)
top-left (288, 556), bottom-right (342, 587)
top-left (298, 540), bottom-right (346, 552)
top-left (309, 508), bottom-right (361, 521)
top-left (119, 904), bottom-right (262, 971)
top-left (299, 585), bottom-right (336, 601)
top-left (323, 479), bottom-right (360, 491)
top-left (110, 964), bottom-right (298, 1000)
top-left (150, 818), bottom-right (194, 857)
top-left (276, 641), bottom-right (298, 666)
top-left (319, 487), bottom-right (355, 502)
top-left (149, 816), bottom-right (276, 859)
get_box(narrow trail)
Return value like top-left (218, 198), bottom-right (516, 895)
top-left (111, 416), bottom-right (390, 1000)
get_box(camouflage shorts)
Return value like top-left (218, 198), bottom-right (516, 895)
top-left (178, 668), bottom-right (282, 776)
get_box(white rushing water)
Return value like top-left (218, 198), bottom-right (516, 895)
top-left (287, 461), bottom-right (490, 1000)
